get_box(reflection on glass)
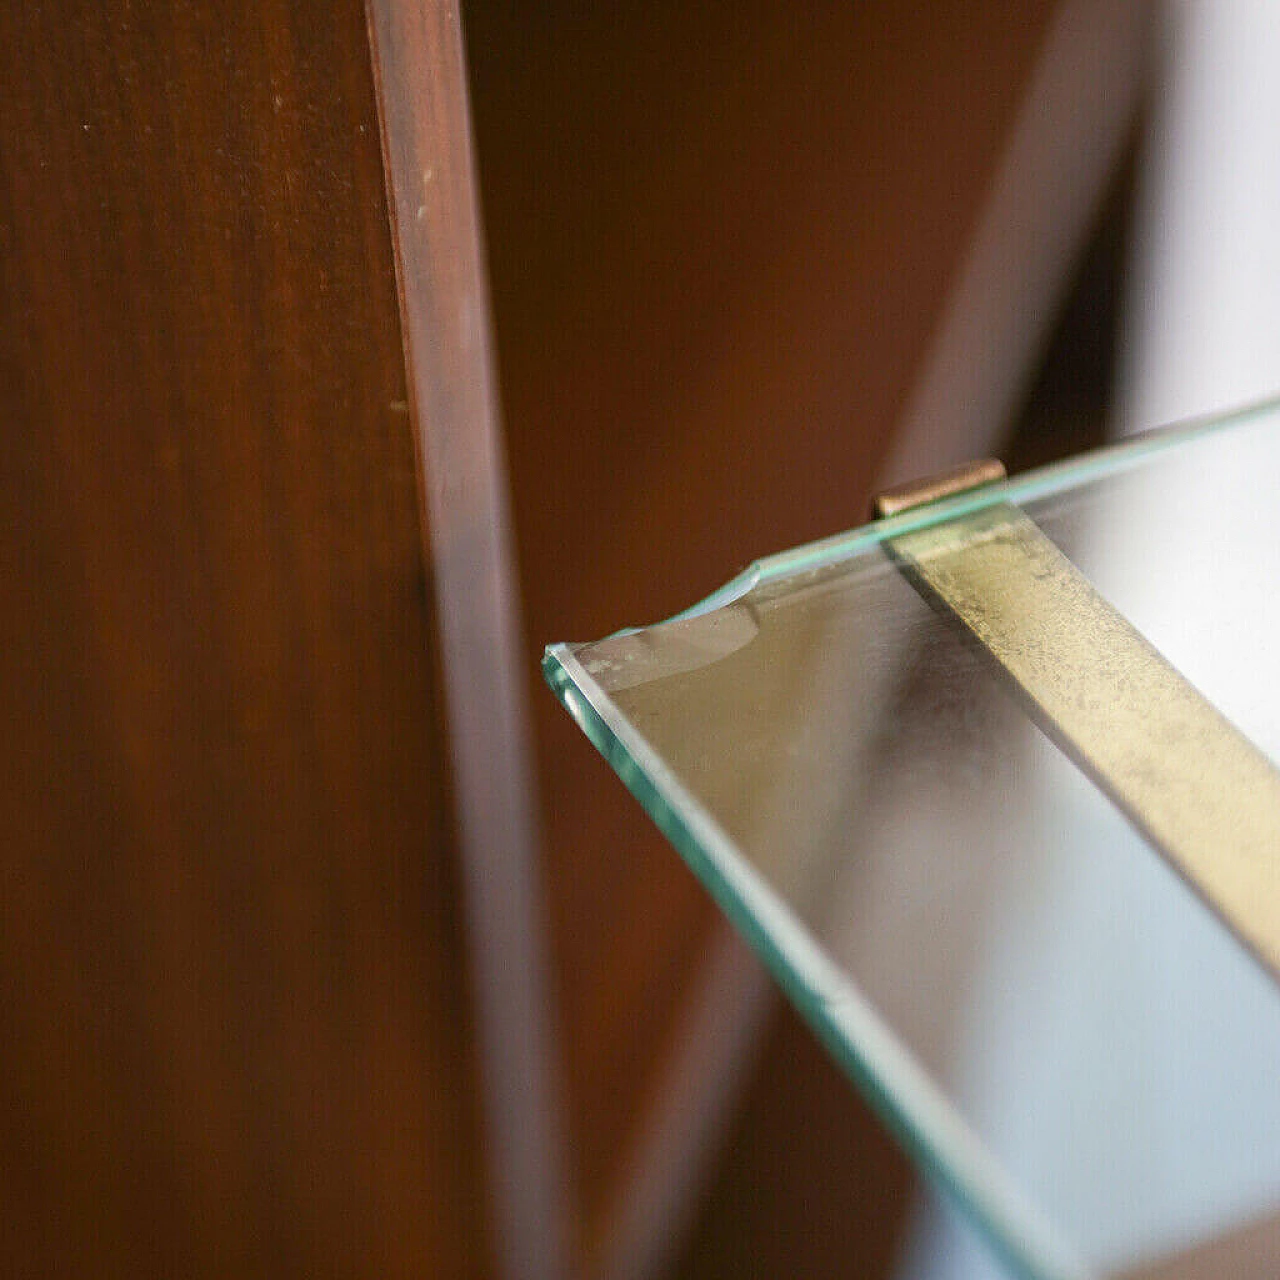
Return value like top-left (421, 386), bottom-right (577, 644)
top-left (546, 400), bottom-right (1280, 1280)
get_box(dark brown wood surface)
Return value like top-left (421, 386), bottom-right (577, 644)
top-left (0, 3), bottom-right (486, 1275)
top-left (0, 2), bottom-right (1110, 1274)
top-left (673, 1006), bottom-right (913, 1280)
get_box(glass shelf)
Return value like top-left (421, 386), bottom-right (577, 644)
top-left (545, 397), bottom-right (1280, 1280)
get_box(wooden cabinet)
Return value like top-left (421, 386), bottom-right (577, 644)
top-left (1, 2), bottom-right (1140, 1275)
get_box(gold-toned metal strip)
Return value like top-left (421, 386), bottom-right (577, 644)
top-left (873, 458), bottom-right (1009, 518)
top-left (877, 472), bottom-right (1280, 981)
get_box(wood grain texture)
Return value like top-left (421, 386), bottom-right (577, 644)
top-left (465, 0), bottom-right (1058, 1245)
top-left (0, 3), bottom-right (486, 1275)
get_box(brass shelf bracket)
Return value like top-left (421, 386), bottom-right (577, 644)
top-left (875, 461), bottom-right (1280, 982)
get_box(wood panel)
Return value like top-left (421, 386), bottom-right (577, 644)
top-left (0, 3), bottom-right (486, 1275)
top-left (672, 1005), bottom-right (913, 1280)
top-left (364, 1), bottom-right (569, 1275)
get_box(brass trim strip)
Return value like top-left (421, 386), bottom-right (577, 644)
top-left (873, 458), bottom-right (1008, 518)
top-left (876, 479), bottom-right (1280, 981)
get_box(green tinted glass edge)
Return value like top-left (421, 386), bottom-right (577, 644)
top-left (542, 393), bottom-right (1280, 1278)
top-left (543, 644), bottom-right (1087, 1280)
top-left (658, 393), bottom-right (1280, 628)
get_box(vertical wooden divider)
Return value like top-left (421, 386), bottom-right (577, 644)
top-left (363, 3), bottom-right (572, 1278)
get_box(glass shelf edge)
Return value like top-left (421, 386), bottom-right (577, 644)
top-left (553, 392), bottom-right (1280, 647)
top-left (542, 642), bottom-right (1091, 1280)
